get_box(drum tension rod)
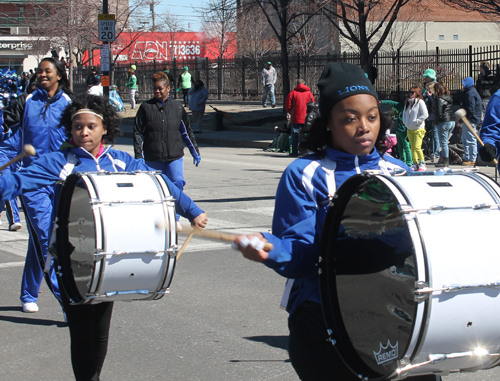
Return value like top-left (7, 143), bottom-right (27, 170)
top-left (414, 280), bottom-right (500, 298)
top-left (397, 348), bottom-right (499, 375)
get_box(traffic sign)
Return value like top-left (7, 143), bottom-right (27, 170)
top-left (98, 14), bottom-right (116, 42)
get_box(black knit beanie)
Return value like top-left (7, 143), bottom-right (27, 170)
top-left (318, 62), bottom-right (378, 118)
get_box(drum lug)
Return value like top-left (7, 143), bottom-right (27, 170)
top-left (326, 329), bottom-right (336, 346)
top-left (414, 281), bottom-right (430, 302)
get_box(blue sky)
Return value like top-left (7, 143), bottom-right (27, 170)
top-left (155, 0), bottom-right (205, 31)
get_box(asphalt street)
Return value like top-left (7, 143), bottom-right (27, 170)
top-left (1, 140), bottom-right (500, 380)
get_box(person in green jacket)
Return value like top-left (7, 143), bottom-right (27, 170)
top-left (125, 67), bottom-right (138, 109)
top-left (381, 100), bottom-right (413, 166)
top-left (178, 66), bottom-right (193, 107)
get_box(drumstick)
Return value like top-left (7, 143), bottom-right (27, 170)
top-left (156, 221), bottom-right (274, 251)
top-left (454, 108), bottom-right (498, 165)
top-left (0, 144), bottom-right (36, 172)
top-left (176, 230), bottom-right (195, 260)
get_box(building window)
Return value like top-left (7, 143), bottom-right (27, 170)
top-left (453, 34), bottom-right (459, 41)
top-left (19, 5), bottom-right (25, 18)
top-left (439, 35), bottom-right (444, 41)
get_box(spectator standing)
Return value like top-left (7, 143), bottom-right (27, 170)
top-left (125, 67), bottom-right (137, 109)
top-left (285, 79), bottom-right (315, 157)
top-left (188, 79), bottom-right (208, 133)
top-left (460, 77), bottom-right (482, 166)
top-left (178, 66), bottom-right (193, 107)
top-left (424, 82), bottom-right (439, 162)
top-left (403, 86), bottom-right (429, 171)
top-left (381, 100), bottom-right (413, 166)
top-left (134, 72), bottom-right (201, 228)
top-left (86, 66), bottom-right (99, 89)
top-left (478, 89), bottom-right (492, 130)
top-left (261, 61), bottom-right (277, 108)
top-left (163, 65), bottom-right (175, 98)
top-left (87, 77), bottom-right (103, 97)
top-left (433, 82), bottom-right (455, 168)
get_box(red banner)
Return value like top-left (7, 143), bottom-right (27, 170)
top-left (84, 31), bottom-right (236, 66)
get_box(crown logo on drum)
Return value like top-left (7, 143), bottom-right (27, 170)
top-left (373, 340), bottom-right (399, 365)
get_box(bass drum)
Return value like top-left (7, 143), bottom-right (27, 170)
top-left (55, 171), bottom-right (177, 305)
top-left (319, 171), bottom-right (500, 380)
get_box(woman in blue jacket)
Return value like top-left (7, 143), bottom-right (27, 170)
top-left (1, 57), bottom-right (72, 313)
top-left (0, 94), bottom-right (207, 380)
top-left (233, 63), bottom-right (439, 381)
top-left (188, 79), bottom-right (208, 133)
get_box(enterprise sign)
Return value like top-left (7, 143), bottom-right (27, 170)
top-left (0, 41), bottom-right (33, 51)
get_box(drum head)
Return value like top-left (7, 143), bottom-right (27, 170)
top-left (319, 174), bottom-right (419, 379)
top-left (56, 174), bottom-right (96, 304)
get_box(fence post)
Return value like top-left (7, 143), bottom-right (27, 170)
top-left (396, 48), bottom-right (401, 100)
top-left (436, 46), bottom-right (439, 68)
top-left (469, 45), bottom-right (473, 78)
top-left (297, 53), bottom-right (300, 79)
top-left (242, 57), bottom-right (246, 101)
top-left (218, 56), bottom-right (222, 100)
top-left (205, 57), bottom-right (209, 91)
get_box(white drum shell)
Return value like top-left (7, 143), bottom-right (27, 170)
top-left (66, 172), bottom-right (177, 303)
top-left (380, 173), bottom-right (500, 377)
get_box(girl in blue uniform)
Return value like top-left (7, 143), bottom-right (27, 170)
top-left (1, 57), bottom-right (72, 312)
top-left (0, 94), bottom-right (207, 380)
top-left (233, 62), bottom-right (440, 381)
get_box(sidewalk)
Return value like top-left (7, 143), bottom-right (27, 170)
top-left (119, 102), bottom-right (284, 149)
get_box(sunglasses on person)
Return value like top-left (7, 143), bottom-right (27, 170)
top-left (409, 91), bottom-right (415, 94)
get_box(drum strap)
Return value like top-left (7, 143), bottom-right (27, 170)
top-left (320, 157), bottom-right (337, 201)
top-left (47, 152), bottom-right (78, 273)
top-left (280, 157), bottom-right (338, 310)
top-left (59, 152), bottom-right (77, 180)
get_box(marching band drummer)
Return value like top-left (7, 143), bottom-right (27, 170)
top-left (233, 63), bottom-right (440, 381)
top-left (0, 94), bottom-right (207, 381)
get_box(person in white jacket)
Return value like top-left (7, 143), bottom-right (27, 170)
top-left (403, 86), bottom-right (429, 171)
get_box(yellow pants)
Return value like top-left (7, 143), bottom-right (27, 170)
top-left (407, 128), bottom-right (426, 164)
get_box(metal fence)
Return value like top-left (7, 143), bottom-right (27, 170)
top-left (72, 45), bottom-right (500, 103)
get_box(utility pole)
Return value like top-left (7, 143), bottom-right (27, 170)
top-left (150, 0), bottom-right (155, 31)
top-left (103, 0), bottom-right (109, 98)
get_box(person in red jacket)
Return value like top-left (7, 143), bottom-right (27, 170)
top-left (285, 79), bottom-right (316, 157)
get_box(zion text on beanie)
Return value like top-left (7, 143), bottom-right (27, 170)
top-left (317, 62), bottom-right (378, 118)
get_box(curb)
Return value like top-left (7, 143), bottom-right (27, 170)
top-left (121, 131), bottom-right (273, 149)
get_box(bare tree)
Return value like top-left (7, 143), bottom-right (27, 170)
top-left (377, 5), bottom-right (427, 55)
top-left (198, 0), bottom-right (237, 59)
top-left (240, 0), bottom-right (328, 99)
top-left (439, 0), bottom-right (500, 13)
top-left (155, 9), bottom-right (188, 60)
top-left (323, 0), bottom-right (422, 82)
top-left (237, 3), bottom-right (278, 60)
top-left (26, 0), bottom-right (146, 88)
top-left (288, 14), bottom-right (330, 57)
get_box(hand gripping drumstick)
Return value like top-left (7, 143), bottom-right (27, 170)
top-left (156, 221), bottom-right (274, 252)
top-left (0, 144), bottom-right (36, 172)
top-left (454, 108), bottom-right (498, 165)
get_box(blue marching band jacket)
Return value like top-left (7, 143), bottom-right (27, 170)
top-left (261, 147), bottom-right (410, 317)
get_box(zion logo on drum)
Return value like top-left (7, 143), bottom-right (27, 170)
top-left (373, 340), bottom-right (399, 365)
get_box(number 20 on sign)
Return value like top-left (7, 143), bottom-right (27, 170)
top-left (98, 14), bottom-right (115, 42)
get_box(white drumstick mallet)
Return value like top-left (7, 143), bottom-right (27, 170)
top-left (454, 108), bottom-right (498, 165)
top-left (155, 221), bottom-right (274, 252)
top-left (0, 144), bottom-right (36, 172)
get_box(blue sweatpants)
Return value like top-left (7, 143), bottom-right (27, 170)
top-left (0, 152), bottom-right (21, 226)
top-left (146, 157), bottom-right (185, 221)
top-left (20, 186), bottom-right (60, 304)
